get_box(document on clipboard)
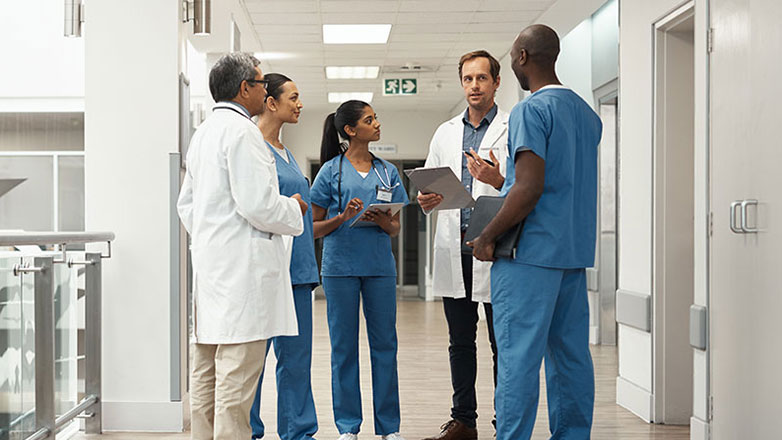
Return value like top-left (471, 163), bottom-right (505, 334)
top-left (404, 166), bottom-right (474, 210)
top-left (349, 202), bottom-right (405, 228)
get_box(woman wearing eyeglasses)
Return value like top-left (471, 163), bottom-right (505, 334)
top-left (248, 73), bottom-right (319, 440)
top-left (310, 100), bottom-right (409, 440)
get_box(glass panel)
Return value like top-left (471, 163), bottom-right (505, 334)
top-left (0, 256), bottom-right (37, 438)
top-left (0, 256), bottom-right (26, 438)
top-left (20, 258), bottom-right (36, 438)
top-left (0, 156), bottom-right (54, 231)
top-left (52, 261), bottom-right (79, 418)
top-left (57, 157), bottom-right (85, 232)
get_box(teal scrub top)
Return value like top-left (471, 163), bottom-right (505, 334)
top-left (310, 154), bottom-right (409, 277)
top-left (500, 87), bottom-right (603, 269)
top-left (267, 143), bottom-right (320, 288)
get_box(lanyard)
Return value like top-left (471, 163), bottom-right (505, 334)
top-left (213, 103), bottom-right (251, 120)
top-left (338, 153), bottom-right (395, 213)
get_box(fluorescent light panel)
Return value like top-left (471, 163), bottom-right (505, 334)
top-left (328, 92), bottom-right (374, 104)
top-left (326, 66), bottom-right (380, 79)
top-left (254, 52), bottom-right (297, 61)
top-left (323, 24), bottom-right (392, 44)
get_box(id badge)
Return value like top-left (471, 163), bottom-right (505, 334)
top-left (376, 187), bottom-right (393, 202)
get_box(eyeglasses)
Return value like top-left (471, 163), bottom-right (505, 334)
top-left (246, 78), bottom-right (270, 88)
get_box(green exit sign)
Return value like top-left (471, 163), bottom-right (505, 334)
top-left (383, 78), bottom-right (417, 96)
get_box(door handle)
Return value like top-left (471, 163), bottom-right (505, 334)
top-left (730, 201), bottom-right (743, 233)
top-left (741, 199), bottom-right (758, 233)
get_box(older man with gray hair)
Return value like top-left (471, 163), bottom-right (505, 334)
top-left (177, 52), bottom-right (308, 439)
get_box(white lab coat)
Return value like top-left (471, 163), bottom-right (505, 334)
top-left (177, 103), bottom-right (304, 344)
top-left (424, 108), bottom-right (509, 303)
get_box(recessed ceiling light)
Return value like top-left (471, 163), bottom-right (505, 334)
top-left (253, 52), bottom-right (297, 61)
top-left (323, 24), bottom-right (392, 44)
top-left (328, 92), bottom-right (374, 104)
top-left (326, 66), bottom-right (381, 80)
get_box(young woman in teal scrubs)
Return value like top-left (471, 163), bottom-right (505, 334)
top-left (310, 100), bottom-right (409, 440)
top-left (249, 73), bottom-right (319, 440)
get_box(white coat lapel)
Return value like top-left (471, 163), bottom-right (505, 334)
top-left (480, 115), bottom-right (508, 150)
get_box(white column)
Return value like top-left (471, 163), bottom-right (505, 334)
top-left (84, 0), bottom-right (184, 431)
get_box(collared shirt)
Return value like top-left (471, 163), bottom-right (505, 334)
top-left (500, 86), bottom-right (602, 268)
top-left (460, 104), bottom-right (498, 230)
top-left (215, 101), bottom-right (251, 119)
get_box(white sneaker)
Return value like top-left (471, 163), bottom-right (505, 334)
top-left (338, 434), bottom-right (358, 440)
top-left (381, 433), bottom-right (405, 440)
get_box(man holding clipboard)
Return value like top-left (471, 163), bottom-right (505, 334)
top-left (469, 26), bottom-right (602, 440)
top-left (417, 50), bottom-right (509, 440)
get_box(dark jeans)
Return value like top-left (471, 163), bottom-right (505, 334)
top-left (442, 252), bottom-right (498, 429)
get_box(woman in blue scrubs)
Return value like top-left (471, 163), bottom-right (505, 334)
top-left (310, 100), bottom-right (409, 440)
top-left (249, 73), bottom-right (319, 440)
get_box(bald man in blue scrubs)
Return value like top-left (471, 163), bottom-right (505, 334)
top-left (469, 24), bottom-right (602, 440)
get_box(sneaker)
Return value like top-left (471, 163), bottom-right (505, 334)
top-left (338, 434), bottom-right (358, 440)
top-left (381, 433), bottom-right (406, 440)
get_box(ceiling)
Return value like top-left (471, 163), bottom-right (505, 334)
top-left (241, 0), bottom-right (557, 111)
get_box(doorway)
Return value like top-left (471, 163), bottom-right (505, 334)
top-left (652, 2), bottom-right (695, 424)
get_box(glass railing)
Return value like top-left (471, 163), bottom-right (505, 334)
top-left (0, 233), bottom-right (113, 440)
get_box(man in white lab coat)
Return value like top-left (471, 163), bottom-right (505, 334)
top-left (177, 52), bottom-right (308, 440)
top-left (418, 50), bottom-right (509, 440)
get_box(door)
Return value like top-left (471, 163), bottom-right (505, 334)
top-left (710, 0), bottom-right (782, 437)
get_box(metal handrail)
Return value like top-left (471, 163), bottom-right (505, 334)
top-left (3, 249), bottom-right (107, 440)
top-left (0, 231), bottom-right (115, 247)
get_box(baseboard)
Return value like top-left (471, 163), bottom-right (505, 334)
top-left (690, 416), bottom-right (709, 440)
top-left (103, 401), bottom-right (184, 432)
top-left (590, 326), bottom-right (599, 345)
top-left (616, 376), bottom-right (653, 422)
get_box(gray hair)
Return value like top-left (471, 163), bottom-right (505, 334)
top-left (208, 53), bottom-right (261, 102)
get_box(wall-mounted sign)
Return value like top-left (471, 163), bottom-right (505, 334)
top-left (383, 78), bottom-right (417, 96)
top-left (369, 143), bottom-right (398, 155)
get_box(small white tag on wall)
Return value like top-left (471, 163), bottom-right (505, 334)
top-left (369, 144), bottom-right (397, 155)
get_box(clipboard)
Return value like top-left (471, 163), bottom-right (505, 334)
top-left (462, 196), bottom-right (524, 259)
top-left (349, 202), bottom-right (405, 228)
top-left (403, 166), bottom-right (474, 210)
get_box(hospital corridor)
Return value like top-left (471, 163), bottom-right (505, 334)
top-left (1, 0), bottom-right (781, 439)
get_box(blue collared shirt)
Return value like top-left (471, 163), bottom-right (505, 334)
top-left (461, 104), bottom-right (498, 230)
top-left (500, 87), bottom-right (602, 268)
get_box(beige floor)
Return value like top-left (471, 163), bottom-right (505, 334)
top-left (76, 298), bottom-right (689, 440)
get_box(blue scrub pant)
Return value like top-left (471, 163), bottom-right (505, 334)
top-left (322, 276), bottom-right (400, 436)
top-left (490, 260), bottom-right (594, 440)
top-left (250, 285), bottom-right (318, 440)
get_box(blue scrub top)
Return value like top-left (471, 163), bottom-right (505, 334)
top-left (267, 143), bottom-right (320, 288)
top-left (310, 154), bottom-right (409, 277)
top-left (500, 87), bottom-right (603, 269)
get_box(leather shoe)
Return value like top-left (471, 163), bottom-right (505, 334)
top-left (421, 419), bottom-right (477, 440)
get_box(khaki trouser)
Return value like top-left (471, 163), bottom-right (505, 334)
top-left (190, 340), bottom-right (267, 440)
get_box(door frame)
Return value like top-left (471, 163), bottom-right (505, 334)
top-left (651, 0), bottom-right (696, 424)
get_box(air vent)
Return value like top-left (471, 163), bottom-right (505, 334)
top-left (383, 64), bottom-right (436, 74)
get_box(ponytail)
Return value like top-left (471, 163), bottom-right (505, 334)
top-left (320, 113), bottom-right (346, 164)
top-left (319, 100), bottom-right (371, 165)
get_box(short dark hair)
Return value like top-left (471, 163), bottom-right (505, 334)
top-left (458, 50), bottom-right (501, 81)
top-left (208, 53), bottom-right (260, 102)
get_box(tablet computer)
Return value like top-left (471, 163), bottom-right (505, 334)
top-left (349, 202), bottom-right (405, 228)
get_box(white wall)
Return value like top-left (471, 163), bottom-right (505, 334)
top-left (84, 0), bottom-right (183, 431)
top-left (0, 0), bottom-right (84, 111)
top-left (557, 19), bottom-right (595, 107)
top-left (282, 109), bottom-right (450, 176)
